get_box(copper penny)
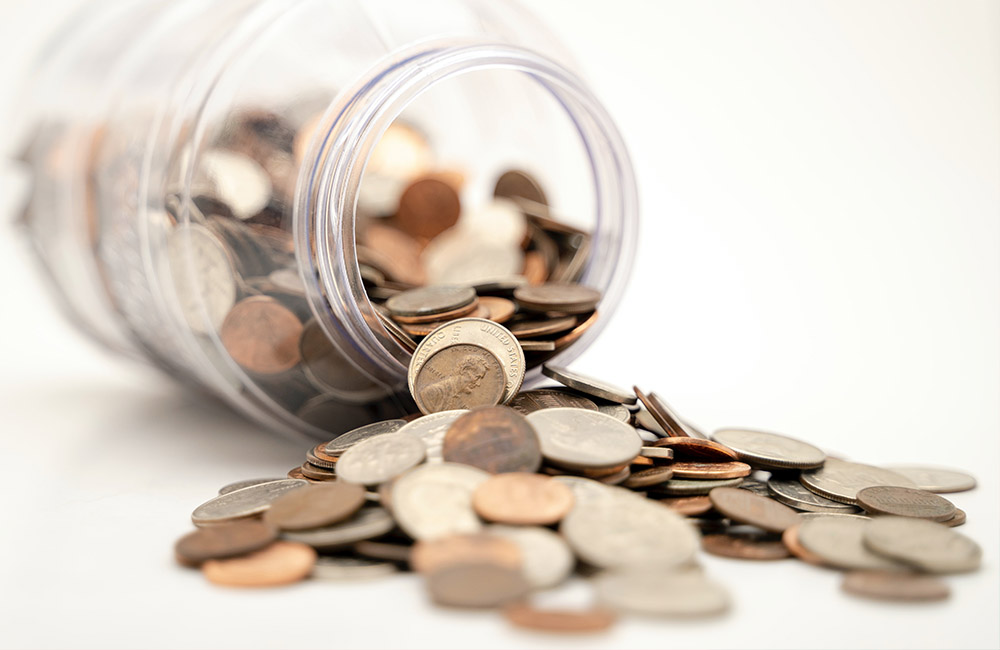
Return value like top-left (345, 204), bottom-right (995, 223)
top-left (425, 562), bottom-right (530, 608)
top-left (220, 296), bottom-right (303, 374)
top-left (306, 443), bottom-right (339, 469)
top-left (395, 176), bottom-right (461, 240)
top-left (503, 602), bottom-right (616, 633)
top-left (263, 482), bottom-right (367, 531)
top-left (842, 570), bottom-right (950, 602)
top-left (855, 486), bottom-right (956, 522)
top-left (782, 524), bottom-right (825, 565)
top-left (472, 473), bottom-right (575, 525)
top-left (507, 389), bottom-right (598, 415)
top-left (399, 304), bottom-right (489, 336)
top-left (657, 496), bottom-right (713, 516)
top-left (550, 310), bottom-right (598, 350)
top-left (671, 461), bottom-right (752, 480)
top-left (632, 387), bottom-right (692, 438)
top-left (287, 467), bottom-right (307, 480)
top-left (411, 533), bottom-right (522, 574)
top-left (630, 455), bottom-right (655, 467)
top-left (702, 532), bottom-right (791, 560)
top-left (494, 169), bottom-right (548, 206)
top-left (175, 520), bottom-right (277, 565)
top-left (622, 466), bottom-right (674, 488)
top-left (508, 315), bottom-right (579, 338)
top-left (413, 345), bottom-right (506, 414)
top-left (442, 406), bottom-right (542, 473)
top-left (359, 223), bottom-right (427, 285)
top-left (479, 296), bottom-right (517, 324)
top-left (299, 462), bottom-right (337, 481)
top-left (648, 437), bottom-right (739, 461)
top-left (202, 541), bottom-right (316, 587)
top-left (513, 283), bottom-right (601, 314)
top-left (391, 300), bottom-right (479, 325)
top-left (709, 487), bottom-right (802, 533)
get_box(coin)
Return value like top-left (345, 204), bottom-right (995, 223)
top-left (175, 520), bottom-right (277, 565)
top-left (324, 419), bottom-right (407, 454)
top-left (298, 319), bottom-right (393, 401)
top-left (507, 389), bottom-right (598, 415)
top-left (478, 296), bottom-right (516, 324)
top-left (202, 541), bottom-right (316, 587)
top-left (508, 315), bottom-right (579, 338)
top-left (397, 409), bottom-right (468, 462)
top-left (299, 462), bottom-right (337, 481)
top-left (220, 296), bottom-right (303, 375)
top-left (395, 177), bottom-right (461, 240)
top-left (502, 602), bottom-right (617, 634)
top-left (472, 473), bottom-right (574, 525)
top-left (800, 458), bottom-right (916, 504)
top-left (701, 532), bottom-right (791, 560)
top-left (540, 365), bottom-right (636, 405)
top-left (218, 478), bottom-right (285, 496)
top-left (386, 285), bottom-right (476, 318)
top-left (855, 486), bottom-right (956, 521)
top-left (335, 431), bottom-right (426, 485)
top-left (633, 408), bottom-right (667, 436)
top-left (391, 463), bottom-right (490, 540)
top-left (767, 477), bottom-right (861, 514)
top-left (841, 570), bottom-right (950, 602)
top-left (311, 556), bottom-right (397, 581)
top-left (413, 344), bottom-right (506, 414)
top-left (262, 482), bottom-right (367, 531)
top-left (646, 437), bottom-right (738, 461)
top-left (305, 443), bottom-right (339, 469)
top-left (632, 388), bottom-right (693, 438)
top-left (781, 525), bottom-right (826, 565)
top-left (487, 525), bottom-right (575, 589)
top-left (622, 466), bottom-right (674, 488)
top-left (649, 477), bottom-right (744, 496)
top-left (426, 562), bottom-right (530, 608)
top-left (165, 223), bottom-right (237, 334)
top-left (597, 403), bottom-right (631, 423)
top-left (638, 447), bottom-right (675, 461)
top-left (711, 428), bottom-right (826, 469)
top-left (353, 540), bottom-right (413, 564)
top-left (708, 487), bottom-right (801, 533)
top-left (494, 169), bottom-right (548, 206)
top-left (281, 506), bottom-right (395, 549)
top-left (519, 340), bottom-right (556, 352)
top-left (527, 408), bottom-right (642, 470)
top-left (737, 476), bottom-right (772, 497)
top-left (191, 479), bottom-right (308, 525)
top-left (410, 534), bottom-right (522, 574)
top-left (863, 516), bottom-right (982, 574)
top-left (671, 461), bottom-right (752, 480)
top-left (885, 465), bottom-right (977, 493)
top-left (441, 406), bottom-right (542, 473)
top-left (942, 508), bottom-right (967, 527)
top-left (656, 496), bottom-right (714, 516)
top-left (513, 282), bottom-right (601, 314)
top-left (594, 567), bottom-right (729, 617)
top-left (796, 516), bottom-right (907, 571)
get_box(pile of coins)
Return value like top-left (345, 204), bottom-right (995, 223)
top-left (174, 320), bottom-right (982, 633)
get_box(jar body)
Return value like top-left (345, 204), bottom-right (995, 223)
top-left (16, 0), bottom-right (638, 439)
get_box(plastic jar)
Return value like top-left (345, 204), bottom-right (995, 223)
top-left (14, 0), bottom-right (638, 440)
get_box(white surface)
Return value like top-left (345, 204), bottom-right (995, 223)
top-left (1, 1), bottom-right (998, 649)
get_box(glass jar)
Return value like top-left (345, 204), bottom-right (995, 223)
top-left (14, 0), bottom-right (638, 440)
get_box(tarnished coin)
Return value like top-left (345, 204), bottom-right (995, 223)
top-left (311, 556), bottom-right (397, 581)
top-left (623, 466), bottom-right (674, 488)
top-left (796, 516), bottom-right (907, 571)
top-left (656, 496), bottom-right (714, 516)
top-left (473, 473), bottom-right (574, 525)
top-left (670, 461), bottom-right (752, 480)
top-left (442, 406), bottom-right (542, 473)
top-left (649, 477), bottom-right (744, 496)
top-left (507, 389), bottom-right (598, 415)
top-left (767, 477), bottom-right (861, 514)
top-left (391, 463), bottom-right (490, 540)
top-left (281, 507), bottom-right (395, 549)
top-left (494, 169), bottom-right (548, 206)
top-left (513, 283), bottom-right (601, 314)
top-left (863, 516), bottom-right (981, 574)
top-left (386, 285), bottom-right (476, 318)
top-left (541, 364), bottom-right (637, 405)
top-left (192, 479), bottom-right (307, 525)
top-left (325, 419), bottom-right (406, 455)
top-left (413, 344), bottom-right (506, 414)
top-left (220, 296), bottom-right (303, 375)
top-left (397, 409), bottom-right (468, 462)
top-left (218, 478), bottom-right (285, 496)
top-left (647, 437), bottom-right (738, 461)
top-left (487, 525), bottom-right (575, 589)
top-left (426, 562), bottom-right (530, 608)
top-left (502, 602), bottom-right (617, 634)
top-left (800, 458), bottom-right (916, 504)
top-left (175, 520), bottom-right (277, 565)
top-left (709, 487), bottom-right (801, 533)
top-left (299, 462), bottom-right (336, 481)
top-left (263, 482), bottom-right (367, 531)
top-left (632, 388), bottom-right (695, 438)
top-left (885, 465), bottom-right (977, 493)
top-left (597, 403), bottom-right (631, 423)
top-left (527, 408), bottom-right (642, 470)
top-left (395, 176), bottom-right (462, 240)
top-left (702, 532), bottom-right (791, 560)
top-left (842, 570), bottom-right (950, 602)
top-left (202, 541), bottom-right (316, 587)
top-left (299, 320), bottom-right (393, 402)
top-left (411, 533), bottom-right (522, 574)
top-left (711, 428), bottom-right (826, 469)
top-left (595, 567), bottom-right (729, 617)
top-left (335, 431), bottom-right (425, 485)
top-left (856, 486), bottom-right (956, 521)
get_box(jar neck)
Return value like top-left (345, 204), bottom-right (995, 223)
top-left (296, 41), bottom-right (638, 386)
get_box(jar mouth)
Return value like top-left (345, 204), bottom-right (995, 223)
top-left (296, 41), bottom-right (638, 387)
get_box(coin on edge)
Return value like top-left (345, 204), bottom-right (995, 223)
top-left (541, 364), bottom-right (637, 405)
top-left (412, 343), bottom-right (506, 413)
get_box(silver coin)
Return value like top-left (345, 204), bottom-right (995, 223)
top-left (597, 403), bottom-right (632, 423)
top-left (408, 318), bottom-right (525, 404)
top-left (191, 479), bottom-right (307, 525)
top-left (165, 223), bottom-right (237, 334)
top-left (282, 507), bottom-right (395, 549)
top-left (396, 409), bottom-right (469, 463)
top-left (595, 567), bottom-right (729, 617)
top-left (884, 465), bottom-right (977, 493)
top-left (310, 556), bottom-right (397, 581)
top-left (385, 284), bottom-right (476, 317)
top-left (325, 419), bottom-right (407, 455)
top-left (799, 512), bottom-right (870, 521)
top-left (767, 477), bottom-right (861, 513)
top-left (800, 458), bottom-right (916, 504)
top-left (217, 478), bottom-right (286, 496)
top-left (427, 239), bottom-right (524, 286)
top-left (711, 428), bottom-right (826, 469)
top-left (796, 516), bottom-right (908, 571)
top-left (300, 320), bottom-right (395, 403)
top-left (335, 431), bottom-right (426, 485)
top-left (648, 477), bottom-right (744, 496)
top-left (375, 308), bottom-right (419, 353)
top-left (390, 463), bottom-right (490, 541)
top-left (863, 516), bottom-right (982, 574)
top-left (634, 408), bottom-right (666, 437)
top-left (560, 491), bottom-right (699, 569)
top-left (526, 408), bottom-right (642, 470)
top-left (550, 475), bottom-right (640, 505)
top-left (507, 388), bottom-right (598, 415)
top-left (540, 364), bottom-right (637, 405)
top-left (487, 525), bottom-right (575, 589)
top-left (199, 149), bottom-right (272, 220)
top-left (737, 477), bottom-right (772, 498)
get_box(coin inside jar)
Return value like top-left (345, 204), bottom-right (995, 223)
top-left (513, 282), bottom-right (601, 314)
top-left (219, 296), bottom-right (303, 375)
top-left (385, 284), bottom-right (476, 319)
top-left (395, 176), bottom-right (462, 240)
top-left (472, 473), bottom-right (575, 525)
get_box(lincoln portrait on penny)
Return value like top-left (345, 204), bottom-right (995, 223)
top-left (419, 354), bottom-right (491, 412)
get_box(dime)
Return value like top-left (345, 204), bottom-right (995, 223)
top-left (540, 365), bottom-right (637, 405)
top-left (622, 466), bottom-right (674, 488)
top-left (412, 344), bottom-right (505, 414)
top-left (884, 465), bottom-right (977, 493)
top-left (397, 409), bottom-right (468, 462)
top-left (442, 406), bottom-right (542, 473)
top-left (632, 388), bottom-right (694, 438)
top-left (708, 487), bottom-right (801, 533)
top-left (478, 296), bottom-right (516, 324)
top-left (670, 461), bottom-right (752, 480)
top-left (856, 486), bottom-right (956, 522)
top-left (508, 315), bottom-right (578, 339)
top-left (646, 437), bottom-right (738, 461)
top-left (191, 479), bottom-right (307, 525)
top-left (863, 516), bottom-right (981, 574)
top-left (701, 532), bottom-right (791, 560)
top-left (656, 496), bottom-right (713, 516)
top-left (324, 421), bottom-right (408, 455)
top-left (220, 296), bottom-right (303, 375)
top-left (767, 477), bottom-right (861, 514)
top-left (487, 525), bottom-right (575, 589)
top-left (175, 520), bottom-right (277, 565)
top-left (513, 283), bottom-right (601, 314)
top-left (502, 602), bottom-right (617, 634)
top-left (494, 169), bottom-right (548, 206)
top-left (218, 478), bottom-right (285, 496)
top-left (594, 567), bottom-right (729, 617)
top-left (799, 457), bottom-right (916, 504)
top-left (649, 477), bottom-right (744, 496)
top-left (202, 541), bottom-right (316, 587)
top-left (410, 534), bottom-right (522, 574)
top-left (710, 428), bottom-right (826, 470)
top-left (426, 562), bottom-right (530, 608)
top-left (472, 473), bottom-right (574, 525)
top-left (281, 507), bottom-right (395, 549)
top-left (335, 431), bottom-right (425, 485)
top-left (796, 516), bottom-right (907, 571)
top-left (841, 570), bottom-right (950, 602)
top-left (527, 408), bottom-right (641, 470)
top-left (395, 177), bottom-right (461, 240)
top-left (311, 556), bottom-right (397, 581)
top-left (262, 482), bottom-right (367, 531)
top-left (507, 389), bottom-right (598, 415)
top-left (391, 463), bottom-right (490, 540)
top-left (386, 285), bottom-right (476, 318)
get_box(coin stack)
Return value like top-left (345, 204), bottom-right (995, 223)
top-left (175, 325), bottom-right (982, 633)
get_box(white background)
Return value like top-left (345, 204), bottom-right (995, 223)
top-left (1, 1), bottom-right (998, 649)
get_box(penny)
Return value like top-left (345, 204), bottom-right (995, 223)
top-left (202, 541), bottom-right (316, 587)
top-left (863, 516), bottom-right (982, 574)
top-left (311, 556), bottom-right (397, 581)
top-left (360, 223), bottom-right (427, 285)
top-left (632, 388), bottom-right (692, 438)
top-left (507, 389), bottom-right (598, 415)
top-left (622, 466), bottom-right (674, 488)
top-left (513, 282), bottom-right (601, 314)
top-left (841, 570), bottom-right (950, 602)
top-left (192, 479), bottom-right (308, 525)
top-left (397, 409), bottom-right (468, 462)
top-left (299, 462), bottom-right (337, 481)
top-left (767, 477), bottom-right (861, 514)
top-left (550, 310), bottom-right (599, 350)
top-left (473, 473), bottom-right (574, 525)
top-left (942, 508), bottom-right (967, 527)
top-left (595, 466), bottom-right (631, 485)
top-left (527, 408), bottom-right (642, 470)
top-left (287, 467), bottom-right (306, 480)
top-left (540, 365), bottom-right (637, 405)
top-left (218, 478), bottom-right (285, 496)
top-left (220, 296), bottom-right (303, 375)
top-left (412, 344), bottom-right (506, 415)
top-left (475, 296), bottom-right (515, 324)
top-left (306, 443), bottom-right (339, 469)
top-left (494, 169), bottom-right (548, 206)
top-left (671, 461), bottom-right (752, 480)
top-left (796, 516), bottom-right (907, 571)
top-left (262, 482), bottom-right (367, 531)
top-left (594, 567), bottom-right (729, 617)
top-left (649, 477), bottom-right (744, 496)
top-left (426, 562), bottom-right (530, 608)
top-left (508, 315), bottom-right (579, 338)
top-left (502, 602), bottom-right (617, 634)
top-left (885, 465), bottom-right (977, 493)
top-left (702, 532), bottom-right (791, 560)
top-left (781, 525), bottom-right (826, 565)
top-left (410, 534), bottom-right (522, 574)
top-left (656, 496), bottom-right (714, 516)
top-left (175, 520), bottom-right (277, 565)
top-left (856, 486), bottom-right (956, 521)
top-left (710, 428), bottom-right (826, 470)
top-left (708, 487), bottom-right (801, 533)
top-left (646, 437), bottom-right (738, 461)
top-left (392, 299), bottom-right (479, 325)
top-left (335, 431), bottom-right (425, 485)
top-left (352, 540), bottom-right (413, 564)
top-left (395, 176), bottom-right (461, 240)
top-left (391, 463), bottom-right (490, 541)
top-left (800, 458), bottom-right (916, 504)
top-left (441, 406), bottom-right (542, 473)
top-left (281, 507), bottom-right (395, 549)
top-left (487, 525), bottom-right (575, 589)
top-left (597, 403), bottom-right (631, 423)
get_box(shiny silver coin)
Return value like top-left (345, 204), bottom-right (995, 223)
top-left (633, 408), bottom-right (666, 436)
top-left (595, 567), bottom-right (729, 617)
top-left (165, 223), bottom-right (237, 335)
top-left (282, 507), bottom-right (395, 549)
top-left (396, 409), bottom-right (469, 463)
top-left (884, 465), bottom-right (977, 493)
top-left (199, 149), bottom-right (272, 220)
top-left (192, 479), bottom-right (307, 525)
top-left (526, 408), bottom-right (642, 470)
top-left (217, 478), bottom-right (286, 496)
top-left (767, 477), bottom-right (861, 513)
top-left (324, 419), bottom-right (407, 455)
top-left (799, 457), bottom-right (915, 504)
top-left (711, 428), bottom-right (826, 469)
top-left (796, 516), bottom-right (907, 571)
top-left (310, 556), bottom-right (397, 581)
top-left (863, 516), bottom-right (982, 574)
top-left (597, 403), bottom-right (632, 423)
top-left (540, 364), bottom-right (637, 405)
top-left (385, 284), bottom-right (476, 317)
top-left (647, 477), bottom-right (744, 496)
top-left (487, 525), bottom-right (574, 589)
top-left (391, 463), bottom-right (490, 541)
top-left (335, 431), bottom-right (426, 485)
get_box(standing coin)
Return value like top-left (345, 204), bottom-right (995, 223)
top-left (325, 419), bottom-right (406, 455)
top-left (220, 296), bottom-right (303, 375)
top-left (841, 570), bottom-right (950, 602)
top-left (708, 487), bottom-right (801, 533)
top-left (202, 541), bottom-right (316, 587)
top-left (647, 437), bottom-right (738, 461)
top-left (767, 477), bottom-right (861, 514)
top-left (442, 406), bottom-right (542, 473)
top-left (711, 428), bottom-right (826, 469)
top-left (863, 516), bottom-right (982, 574)
top-left (487, 525), bottom-right (575, 589)
top-left (799, 458), bottom-right (915, 504)
top-left (413, 344), bottom-right (506, 414)
top-left (191, 479), bottom-right (307, 525)
top-left (884, 465), bottom-right (977, 493)
top-left (632, 388), bottom-right (694, 438)
top-left (335, 431), bottom-right (426, 485)
top-left (166, 223), bottom-right (238, 334)
top-left (541, 364), bottom-right (637, 405)
top-left (527, 408), bottom-right (641, 470)
top-left (391, 463), bottom-right (490, 541)
top-left (472, 473), bottom-right (574, 525)
top-left (263, 482), bottom-right (367, 531)
top-left (507, 389), bottom-right (598, 415)
top-left (426, 562), bottom-right (530, 608)
top-left (175, 520), bottom-right (277, 565)
top-left (513, 283), bottom-right (601, 314)
top-left (796, 516), bottom-right (907, 571)
top-left (856, 486), bottom-right (956, 521)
